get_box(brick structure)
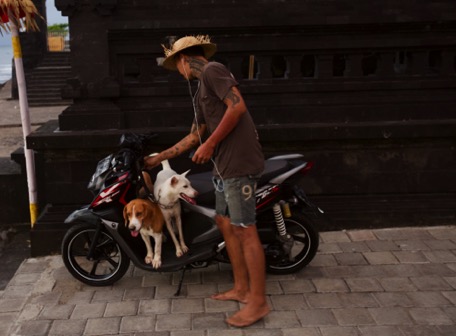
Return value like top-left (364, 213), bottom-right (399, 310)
top-left (10, 0), bottom-right (48, 99)
top-left (25, 0), bottom-right (456, 255)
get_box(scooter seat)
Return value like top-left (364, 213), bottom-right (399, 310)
top-left (188, 159), bottom-right (290, 207)
top-left (260, 159), bottom-right (289, 185)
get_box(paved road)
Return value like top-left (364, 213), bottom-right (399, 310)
top-left (0, 225), bottom-right (455, 335)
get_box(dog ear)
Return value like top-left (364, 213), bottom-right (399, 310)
top-left (142, 203), bottom-right (150, 222)
top-left (182, 169), bottom-right (191, 177)
top-left (170, 176), bottom-right (179, 187)
top-left (123, 204), bottom-right (129, 226)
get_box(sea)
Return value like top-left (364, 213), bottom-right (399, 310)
top-left (0, 44), bottom-right (13, 85)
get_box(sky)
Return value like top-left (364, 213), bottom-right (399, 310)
top-left (0, 2), bottom-right (67, 46)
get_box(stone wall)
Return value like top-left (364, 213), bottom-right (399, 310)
top-left (27, 0), bottom-right (456, 254)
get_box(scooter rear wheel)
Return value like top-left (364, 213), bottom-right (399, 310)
top-left (62, 223), bottom-right (131, 286)
top-left (265, 213), bottom-right (319, 275)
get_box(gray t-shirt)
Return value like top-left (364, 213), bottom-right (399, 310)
top-left (195, 62), bottom-right (264, 179)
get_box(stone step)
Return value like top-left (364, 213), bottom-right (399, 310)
top-left (28, 96), bottom-right (64, 102)
top-left (28, 92), bottom-right (63, 99)
top-left (23, 52), bottom-right (72, 106)
top-left (27, 72), bottom-right (71, 79)
top-left (27, 83), bottom-right (65, 89)
top-left (27, 81), bottom-right (68, 86)
top-left (29, 71), bottom-right (71, 77)
top-left (26, 92), bottom-right (68, 98)
top-left (26, 78), bottom-right (69, 86)
top-left (28, 97), bottom-right (66, 104)
top-left (27, 86), bottom-right (64, 93)
top-left (31, 68), bottom-right (71, 71)
top-left (29, 99), bottom-right (72, 107)
top-left (27, 93), bottom-right (63, 99)
top-left (38, 52), bottom-right (70, 62)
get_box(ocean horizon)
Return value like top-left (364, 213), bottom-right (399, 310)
top-left (0, 45), bottom-right (13, 85)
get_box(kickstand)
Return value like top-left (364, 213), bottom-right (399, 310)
top-left (174, 267), bottom-right (187, 296)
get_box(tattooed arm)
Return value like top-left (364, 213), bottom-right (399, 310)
top-left (192, 85), bottom-right (247, 165)
top-left (144, 122), bottom-right (207, 169)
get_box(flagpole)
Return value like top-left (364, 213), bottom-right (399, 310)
top-left (9, 11), bottom-right (39, 227)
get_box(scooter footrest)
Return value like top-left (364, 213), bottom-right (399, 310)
top-left (140, 244), bottom-right (218, 272)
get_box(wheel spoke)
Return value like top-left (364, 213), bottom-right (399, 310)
top-left (92, 242), bottom-right (120, 270)
top-left (292, 235), bottom-right (307, 244)
top-left (105, 256), bottom-right (119, 269)
top-left (97, 237), bottom-right (113, 248)
top-left (89, 260), bottom-right (101, 276)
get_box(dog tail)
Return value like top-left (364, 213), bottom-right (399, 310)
top-left (161, 159), bottom-right (171, 170)
top-left (147, 152), bottom-right (171, 170)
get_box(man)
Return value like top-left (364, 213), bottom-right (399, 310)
top-left (144, 35), bottom-right (269, 327)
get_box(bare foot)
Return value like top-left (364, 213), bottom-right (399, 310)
top-left (226, 302), bottom-right (270, 327)
top-left (211, 289), bottom-right (248, 304)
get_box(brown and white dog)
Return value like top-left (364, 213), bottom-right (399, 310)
top-left (153, 158), bottom-right (198, 257)
top-left (123, 197), bottom-right (165, 269)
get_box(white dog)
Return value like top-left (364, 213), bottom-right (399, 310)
top-left (153, 159), bottom-right (198, 257)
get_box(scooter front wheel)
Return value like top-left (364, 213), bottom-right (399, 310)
top-left (61, 223), bottom-right (130, 286)
top-left (265, 213), bottom-right (319, 275)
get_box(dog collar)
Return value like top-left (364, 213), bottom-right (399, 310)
top-left (147, 194), bottom-right (178, 210)
top-left (157, 200), bottom-right (178, 210)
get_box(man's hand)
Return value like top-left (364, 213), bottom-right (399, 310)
top-left (192, 141), bottom-right (215, 164)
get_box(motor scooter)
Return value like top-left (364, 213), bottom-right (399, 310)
top-left (61, 133), bottom-right (322, 292)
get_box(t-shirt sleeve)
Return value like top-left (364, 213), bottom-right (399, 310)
top-left (202, 63), bottom-right (239, 101)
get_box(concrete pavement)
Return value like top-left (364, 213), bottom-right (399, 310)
top-left (0, 225), bottom-right (455, 336)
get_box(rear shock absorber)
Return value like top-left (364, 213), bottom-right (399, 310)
top-left (273, 203), bottom-right (288, 237)
top-left (272, 203), bottom-right (294, 256)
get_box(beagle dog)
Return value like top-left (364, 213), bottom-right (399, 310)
top-left (123, 198), bottom-right (165, 269)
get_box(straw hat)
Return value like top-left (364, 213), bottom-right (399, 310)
top-left (0, 0), bottom-right (42, 34)
top-left (162, 35), bottom-right (217, 70)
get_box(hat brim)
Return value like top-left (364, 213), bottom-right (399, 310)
top-left (162, 43), bottom-right (217, 71)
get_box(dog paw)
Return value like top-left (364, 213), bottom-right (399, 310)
top-left (145, 255), bottom-right (153, 264)
top-left (181, 244), bottom-right (189, 254)
top-left (152, 258), bottom-right (161, 269)
top-left (176, 249), bottom-right (184, 257)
